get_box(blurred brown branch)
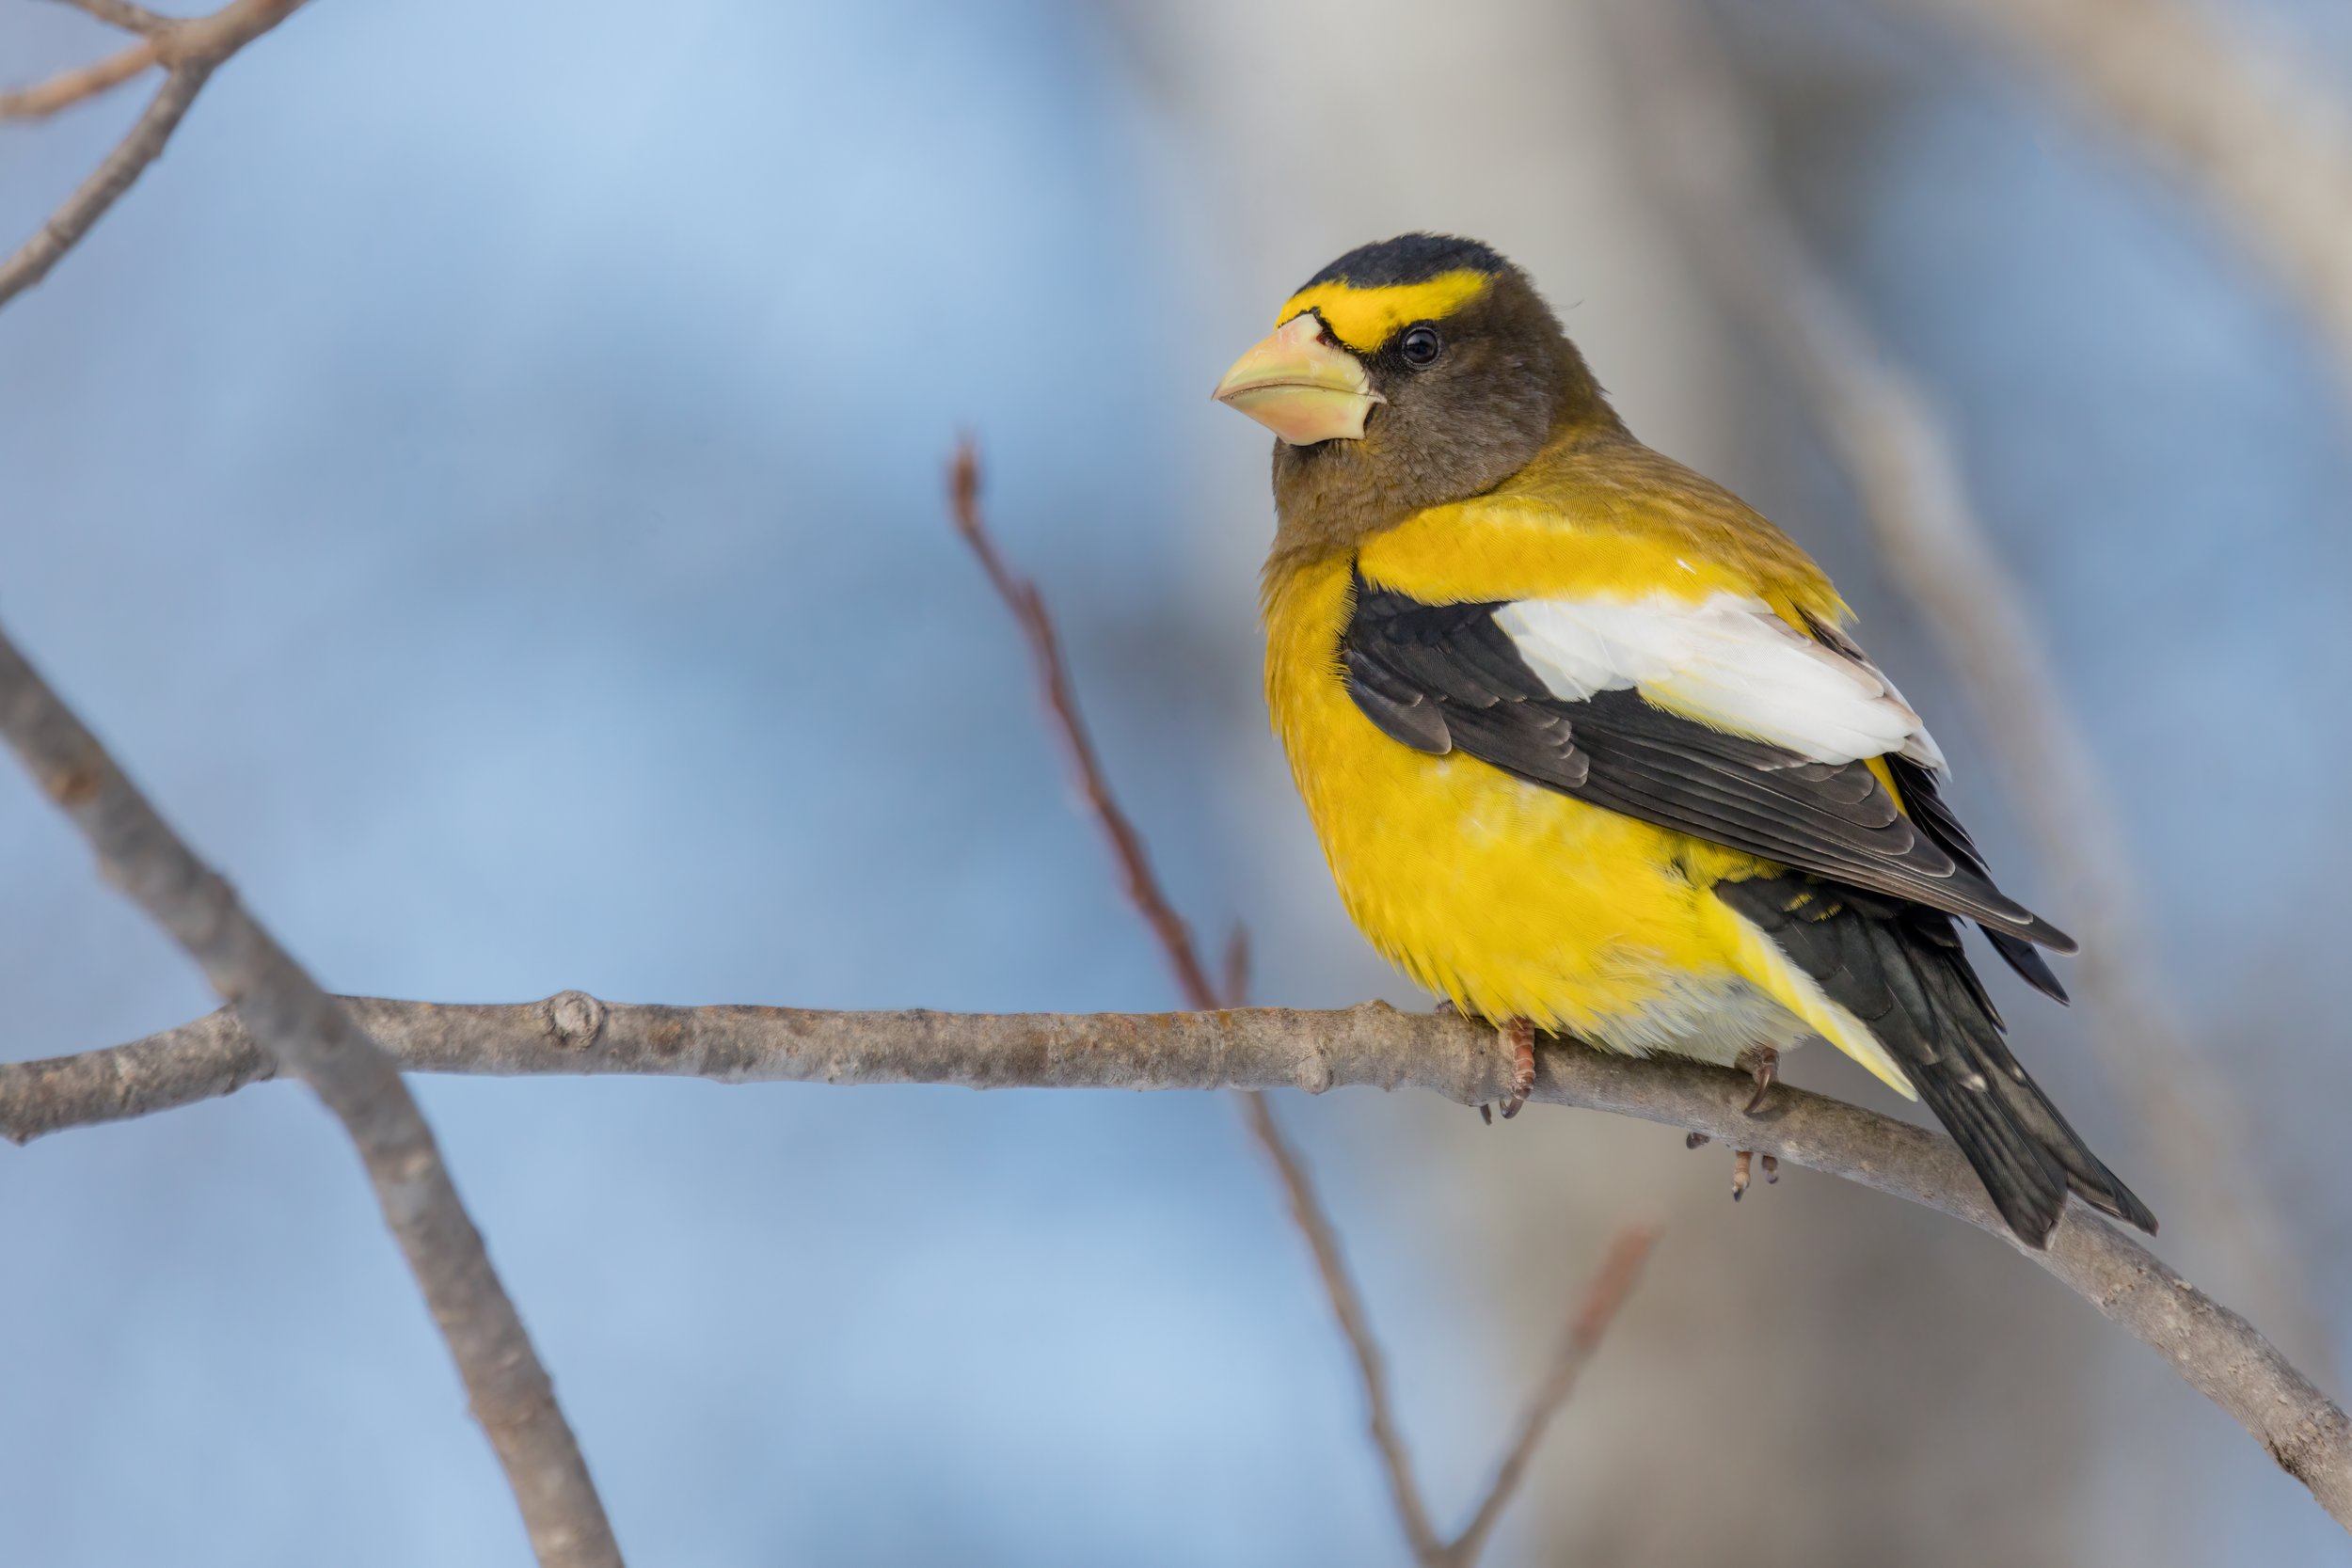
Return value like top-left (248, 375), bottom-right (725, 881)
top-left (0, 0), bottom-right (307, 306)
top-left (946, 439), bottom-right (1652, 1565)
top-left (0, 39), bottom-right (162, 119)
top-left (1898, 0), bottom-right (2352, 402)
top-left (5, 990), bottom-right (2345, 1529)
top-left (1596, 0), bottom-right (2331, 1375)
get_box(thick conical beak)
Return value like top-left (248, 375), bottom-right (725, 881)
top-left (1212, 312), bottom-right (1383, 445)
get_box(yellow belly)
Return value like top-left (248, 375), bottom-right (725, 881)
top-left (1263, 553), bottom-right (1811, 1063)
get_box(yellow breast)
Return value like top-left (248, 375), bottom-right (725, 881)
top-left (1261, 552), bottom-right (1777, 1046)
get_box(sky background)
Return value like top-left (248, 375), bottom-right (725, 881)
top-left (4, 1), bottom-right (2350, 1563)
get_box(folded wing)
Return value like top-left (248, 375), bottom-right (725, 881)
top-left (1340, 567), bottom-right (2074, 952)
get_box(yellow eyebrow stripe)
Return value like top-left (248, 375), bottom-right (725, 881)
top-left (1276, 270), bottom-right (1493, 353)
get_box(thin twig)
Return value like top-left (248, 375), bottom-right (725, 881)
top-left (5, 992), bottom-right (2345, 1531)
top-left (946, 439), bottom-right (1442, 1554)
top-left (1440, 1225), bottom-right (1658, 1568)
top-left (51, 0), bottom-right (174, 36)
top-left (0, 1), bottom-right (308, 311)
top-left (1595, 0), bottom-right (2332, 1375)
top-left (0, 3), bottom-right (620, 1558)
top-left (0, 40), bottom-right (161, 120)
top-left (1240, 1088), bottom-right (1443, 1560)
top-left (947, 441), bottom-right (1657, 1563)
top-left (0, 633), bottom-right (623, 1568)
top-left (946, 440), bottom-right (1222, 1008)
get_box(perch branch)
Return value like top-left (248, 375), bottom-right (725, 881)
top-left (946, 440), bottom-right (1651, 1563)
top-left (0, 633), bottom-right (621, 1567)
top-left (4, 994), bottom-right (2345, 1530)
top-left (1596, 0), bottom-right (2328, 1371)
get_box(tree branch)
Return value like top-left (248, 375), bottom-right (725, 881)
top-left (50, 0), bottom-right (176, 37)
top-left (1594, 0), bottom-right (2331, 1373)
top-left (0, 638), bottom-right (622, 1566)
top-left (0, 40), bottom-right (162, 121)
top-left (6, 994), bottom-right (2347, 1530)
top-left (0, 0), bottom-right (308, 309)
top-left (946, 441), bottom-right (1439, 1546)
top-left (1439, 1225), bottom-right (1658, 1568)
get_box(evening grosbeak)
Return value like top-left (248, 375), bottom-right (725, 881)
top-left (1215, 233), bottom-right (2152, 1246)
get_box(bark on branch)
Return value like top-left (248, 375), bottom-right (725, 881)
top-left (5, 991), bottom-right (2347, 1532)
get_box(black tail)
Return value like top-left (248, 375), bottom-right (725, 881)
top-left (1717, 874), bottom-right (2155, 1246)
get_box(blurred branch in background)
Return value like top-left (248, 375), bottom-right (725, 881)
top-left (0, 1), bottom-right (308, 306)
top-left (1594, 0), bottom-right (2333, 1376)
top-left (6, 989), bottom-right (2348, 1529)
top-left (1896, 0), bottom-right (2352, 404)
top-left (0, 5), bottom-right (624, 1564)
top-left (0, 34), bottom-right (162, 119)
top-left (946, 440), bottom-right (1654, 1566)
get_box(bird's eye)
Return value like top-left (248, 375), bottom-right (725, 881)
top-left (1399, 324), bottom-right (1444, 368)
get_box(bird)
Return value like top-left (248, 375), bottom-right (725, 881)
top-left (1213, 232), bottom-right (2153, 1247)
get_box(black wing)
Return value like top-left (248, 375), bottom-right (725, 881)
top-left (1338, 567), bottom-right (2074, 951)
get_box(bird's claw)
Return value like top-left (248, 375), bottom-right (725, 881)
top-left (1729, 1148), bottom-right (1779, 1200)
top-left (1498, 1017), bottom-right (1536, 1119)
top-left (1738, 1044), bottom-right (1779, 1116)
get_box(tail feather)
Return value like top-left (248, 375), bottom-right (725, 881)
top-left (1717, 874), bottom-right (2154, 1245)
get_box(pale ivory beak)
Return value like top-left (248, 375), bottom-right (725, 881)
top-left (1212, 312), bottom-right (1383, 445)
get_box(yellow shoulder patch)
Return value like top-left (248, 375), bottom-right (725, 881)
top-left (1278, 270), bottom-right (1492, 354)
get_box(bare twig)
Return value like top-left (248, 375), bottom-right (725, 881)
top-left (0, 3), bottom-right (621, 1560)
top-left (1895, 0), bottom-right (2352, 402)
top-left (946, 441), bottom-right (1650, 1563)
top-left (0, 635), bottom-right (621, 1564)
top-left (0, 40), bottom-right (161, 120)
top-left (0, 0), bottom-right (307, 309)
top-left (5, 992), bottom-right (2345, 1529)
top-left (946, 441), bottom-right (1222, 1007)
top-left (51, 0), bottom-right (175, 36)
top-left (1595, 0), bottom-right (2330, 1374)
top-left (1237, 1086), bottom-right (1443, 1560)
top-left (946, 439), bottom-right (1442, 1555)
top-left (1441, 1225), bottom-right (1659, 1568)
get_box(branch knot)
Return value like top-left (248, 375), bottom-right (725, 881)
top-left (543, 990), bottom-right (607, 1053)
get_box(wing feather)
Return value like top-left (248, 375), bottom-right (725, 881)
top-left (1342, 568), bottom-right (2073, 950)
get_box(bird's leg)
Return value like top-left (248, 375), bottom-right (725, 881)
top-left (1498, 1017), bottom-right (1537, 1120)
top-left (1737, 1043), bottom-right (1779, 1116)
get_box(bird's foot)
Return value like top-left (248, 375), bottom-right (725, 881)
top-left (1497, 1017), bottom-right (1536, 1120)
top-left (1736, 1044), bottom-right (1779, 1116)
top-left (1728, 1148), bottom-right (1780, 1200)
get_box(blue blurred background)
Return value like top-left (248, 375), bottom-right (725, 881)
top-left (5, 1), bottom-right (2350, 1562)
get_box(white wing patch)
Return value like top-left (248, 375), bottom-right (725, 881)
top-left (1492, 592), bottom-right (1946, 768)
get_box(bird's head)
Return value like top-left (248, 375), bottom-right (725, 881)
top-left (1215, 233), bottom-right (1619, 551)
